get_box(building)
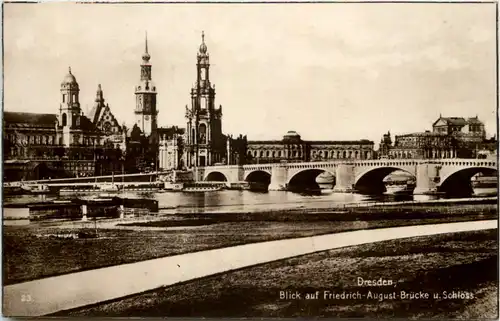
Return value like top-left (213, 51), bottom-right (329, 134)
top-left (432, 115), bottom-right (485, 139)
top-left (246, 131), bottom-right (375, 164)
top-left (379, 115), bottom-right (495, 159)
top-left (158, 126), bottom-right (185, 170)
top-left (124, 34), bottom-right (162, 173)
top-left (184, 32), bottom-right (226, 167)
top-left (3, 68), bottom-right (124, 181)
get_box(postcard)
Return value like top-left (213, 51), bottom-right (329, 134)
top-left (2, 1), bottom-right (498, 318)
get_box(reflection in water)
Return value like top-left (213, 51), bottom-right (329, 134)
top-left (2, 189), bottom-right (479, 215)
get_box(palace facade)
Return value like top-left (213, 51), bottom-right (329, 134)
top-left (246, 131), bottom-right (375, 164)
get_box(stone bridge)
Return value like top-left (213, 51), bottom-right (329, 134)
top-left (196, 159), bottom-right (498, 195)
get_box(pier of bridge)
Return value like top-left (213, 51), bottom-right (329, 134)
top-left (196, 159), bottom-right (498, 195)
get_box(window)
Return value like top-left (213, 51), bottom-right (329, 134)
top-left (62, 94), bottom-right (66, 103)
top-left (62, 113), bottom-right (67, 126)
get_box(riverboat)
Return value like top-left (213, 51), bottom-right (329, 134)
top-left (471, 173), bottom-right (498, 196)
top-left (182, 186), bottom-right (224, 193)
top-left (182, 182), bottom-right (225, 192)
top-left (24, 184), bottom-right (51, 195)
top-left (4, 182), bottom-right (52, 195)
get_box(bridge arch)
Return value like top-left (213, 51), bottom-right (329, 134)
top-left (287, 168), bottom-right (335, 192)
top-left (204, 171), bottom-right (228, 182)
top-left (439, 165), bottom-right (497, 197)
top-left (355, 166), bottom-right (416, 194)
top-left (244, 170), bottom-right (272, 190)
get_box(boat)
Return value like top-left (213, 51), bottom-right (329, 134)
top-left (24, 184), bottom-right (51, 195)
top-left (471, 173), bottom-right (497, 196)
top-left (383, 172), bottom-right (416, 195)
top-left (182, 186), bottom-right (223, 193)
top-left (182, 182), bottom-right (224, 192)
top-left (4, 183), bottom-right (25, 196)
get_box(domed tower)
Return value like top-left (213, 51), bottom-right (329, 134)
top-left (134, 32), bottom-right (158, 137)
top-left (58, 67), bottom-right (81, 129)
top-left (57, 67), bottom-right (82, 147)
top-left (185, 31), bottom-right (223, 167)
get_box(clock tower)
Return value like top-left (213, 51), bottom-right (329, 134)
top-left (135, 33), bottom-right (158, 137)
top-left (185, 32), bottom-right (224, 167)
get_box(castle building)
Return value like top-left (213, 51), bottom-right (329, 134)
top-left (184, 32), bottom-right (226, 167)
top-left (3, 68), bottom-right (124, 181)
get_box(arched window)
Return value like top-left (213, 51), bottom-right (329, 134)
top-left (192, 129), bottom-right (196, 144)
top-left (199, 124), bottom-right (207, 144)
top-left (343, 151), bottom-right (347, 158)
top-left (62, 113), bottom-right (67, 126)
top-left (260, 151), bottom-right (264, 157)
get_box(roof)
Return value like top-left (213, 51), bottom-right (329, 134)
top-left (88, 104), bottom-right (101, 124)
top-left (77, 115), bottom-right (100, 132)
top-left (467, 117), bottom-right (483, 125)
top-left (396, 132), bottom-right (448, 137)
top-left (157, 126), bottom-right (185, 136)
top-left (248, 140), bottom-right (374, 145)
top-left (433, 116), bottom-right (483, 127)
top-left (4, 112), bottom-right (58, 128)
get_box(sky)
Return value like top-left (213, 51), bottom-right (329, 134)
top-left (3, 2), bottom-right (497, 145)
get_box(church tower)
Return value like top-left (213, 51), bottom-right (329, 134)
top-left (185, 32), bottom-right (223, 167)
top-left (58, 67), bottom-right (82, 146)
top-left (59, 67), bottom-right (81, 129)
top-left (135, 33), bottom-right (158, 137)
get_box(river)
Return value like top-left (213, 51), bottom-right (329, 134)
top-left (3, 190), bottom-right (459, 214)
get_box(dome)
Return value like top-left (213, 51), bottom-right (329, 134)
top-left (285, 130), bottom-right (300, 136)
top-left (199, 31), bottom-right (208, 54)
top-left (199, 42), bottom-right (207, 54)
top-left (61, 67), bottom-right (78, 86)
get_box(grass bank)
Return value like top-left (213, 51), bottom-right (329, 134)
top-left (64, 229), bottom-right (498, 318)
top-left (3, 204), bottom-right (497, 285)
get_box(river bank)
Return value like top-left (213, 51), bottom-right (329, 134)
top-left (64, 229), bottom-right (498, 318)
top-left (3, 202), bottom-right (497, 285)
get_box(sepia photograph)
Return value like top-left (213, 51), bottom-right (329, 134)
top-left (2, 1), bottom-right (499, 318)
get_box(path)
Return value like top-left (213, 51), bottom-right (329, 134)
top-left (3, 219), bottom-right (497, 316)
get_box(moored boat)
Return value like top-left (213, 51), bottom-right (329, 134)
top-left (182, 185), bottom-right (223, 192)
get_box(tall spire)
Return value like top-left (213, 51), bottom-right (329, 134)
top-left (142, 31), bottom-right (151, 63)
top-left (199, 31), bottom-right (208, 54)
top-left (95, 84), bottom-right (104, 102)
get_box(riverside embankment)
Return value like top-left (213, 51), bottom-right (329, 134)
top-left (4, 219), bottom-right (497, 316)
